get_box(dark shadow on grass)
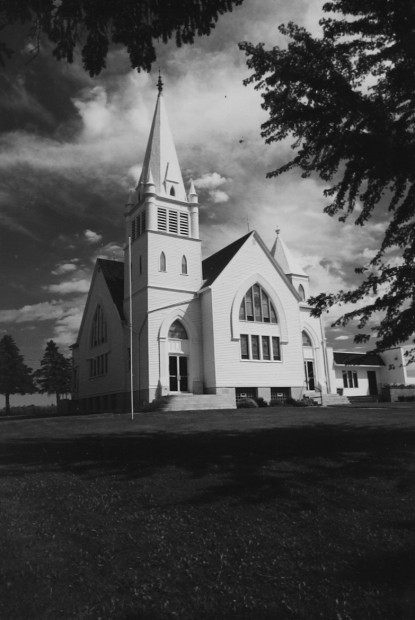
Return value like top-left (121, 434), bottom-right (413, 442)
top-left (0, 424), bottom-right (414, 507)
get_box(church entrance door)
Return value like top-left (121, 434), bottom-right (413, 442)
top-left (169, 355), bottom-right (188, 392)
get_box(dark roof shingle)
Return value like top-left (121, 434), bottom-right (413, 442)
top-left (202, 232), bottom-right (252, 287)
top-left (333, 351), bottom-right (385, 366)
top-left (97, 258), bottom-right (125, 321)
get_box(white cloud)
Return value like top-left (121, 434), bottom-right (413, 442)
top-left (51, 263), bottom-right (78, 275)
top-left (210, 190), bottom-right (230, 203)
top-left (194, 172), bottom-right (228, 190)
top-left (44, 279), bottom-right (91, 295)
top-left (0, 301), bottom-right (65, 323)
top-left (84, 229), bottom-right (103, 244)
top-left (334, 335), bottom-right (350, 341)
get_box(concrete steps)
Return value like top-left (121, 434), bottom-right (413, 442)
top-left (321, 393), bottom-right (351, 406)
top-left (161, 393), bottom-right (236, 411)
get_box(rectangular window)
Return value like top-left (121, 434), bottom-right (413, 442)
top-left (169, 210), bottom-right (178, 234)
top-left (342, 370), bottom-right (358, 388)
top-left (262, 336), bottom-right (270, 360)
top-left (272, 337), bottom-right (281, 360)
top-left (240, 334), bottom-right (249, 359)
top-left (179, 213), bottom-right (189, 236)
top-left (251, 335), bottom-right (260, 360)
top-left (157, 208), bottom-right (167, 231)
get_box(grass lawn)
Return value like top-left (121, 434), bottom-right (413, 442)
top-left (1, 405), bottom-right (415, 619)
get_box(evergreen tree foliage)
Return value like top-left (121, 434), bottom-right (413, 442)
top-left (240, 0), bottom-right (415, 353)
top-left (0, 334), bottom-right (35, 415)
top-left (0, 0), bottom-right (243, 76)
top-left (35, 340), bottom-right (72, 406)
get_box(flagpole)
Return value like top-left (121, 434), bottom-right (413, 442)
top-left (129, 235), bottom-right (134, 420)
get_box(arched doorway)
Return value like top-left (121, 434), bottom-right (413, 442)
top-left (168, 320), bottom-right (189, 392)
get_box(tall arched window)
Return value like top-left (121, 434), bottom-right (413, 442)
top-left (168, 320), bottom-right (188, 339)
top-left (160, 251), bottom-right (166, 272)
top-left (170, 186), bottom-right (175, 196)
top-left (239, 284), bottom-right (278, 323)
top-left (90, 305), bottom-right (108, 347)
top-left (181, 255), bottom-right (188, 275)
top-left (298, 284), bottom-right (306, 301)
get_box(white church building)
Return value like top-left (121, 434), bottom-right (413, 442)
top-left (72, 84), bottom-right (403, 412)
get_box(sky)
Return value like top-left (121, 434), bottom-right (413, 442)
top-left (0, 0), bottom-right (391, 405)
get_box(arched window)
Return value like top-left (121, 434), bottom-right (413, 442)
top-left (160, 251), bottom-right (166, 272)
top-left (239, 284), bottom-right (278, 323)
top-left (168, 320), bottom-right (188, 339)
top-left (298, 284), bottom-right (306, 301)
top-left (181, 255), bottom-right (188, 275)
top-left (302, 330), bottom-right (312, 347)
top-left (90, 305), bottom-right (108, 347)
top-left (170, 186), bottom-right (175, 196)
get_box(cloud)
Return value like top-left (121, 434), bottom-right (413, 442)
top-left (334, 335), bottom-right (350, 341)
top-left (44, 279), bottom-right (91, 295)
top-left (194, 172), bottom-right (228, 190)
top-left (51, 262), bottom-right (78, 275)
top-left (0, 301), bottom-right (65, 323)
top-left (84, 229), bottom-right (103, 244)
top-left (210, 190), bottom-right (230, 203)
top-left (194, 172), bottom-right (231, 205)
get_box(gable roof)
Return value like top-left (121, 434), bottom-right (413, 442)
top-left (97, 258), bottom-right (125, 321)
top-left (333, 351), bottom-right (385, 366)
top-left (201, 232), bottom-right (252, 287)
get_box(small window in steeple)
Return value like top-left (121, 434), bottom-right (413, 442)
top-left (298, 284), bottom-right (306, 301)
top-left (160, 252), bottom-right (166, 272)
top-left (170, 186), bottom-right (175, 196)
top-left (181, 255), bottom-right (188, 275)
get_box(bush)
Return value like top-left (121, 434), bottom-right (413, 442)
top-left (254, 397), bottom-right (268, 408)
top-left (269, 399), bottom-right (285, 407)
top-left (237, 398), bottom-right (258, 409)
top-left (286, 397), bottom-right (308, 407)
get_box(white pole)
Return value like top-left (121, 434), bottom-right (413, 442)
top-left (129, 235), bottom-right (134, 420)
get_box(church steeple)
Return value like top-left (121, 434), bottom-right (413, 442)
top-left (271, 227), bottom-right (309, 300)
top-left (137, 78), bottom-right (186, 201)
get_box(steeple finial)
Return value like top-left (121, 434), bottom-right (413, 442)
top-left (157, 70), bottom-right (163, 95)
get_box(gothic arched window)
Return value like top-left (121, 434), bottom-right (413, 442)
top-left (302, 330), bottom-right (312, 347)
top-left (170, 186), bottom-right (175, 196)
top-left (298, 284), bottom-right (306, 301)
top-left (168, 320), bottom-right (188, 339)
top-left (90, 305), bottom-right (108, 348)
top-left (239, 284), bottom-right (278, 323)
top-left (181, 255), bottom-right (188, 275)
top-left (160, 251), bottom-right (166, 272)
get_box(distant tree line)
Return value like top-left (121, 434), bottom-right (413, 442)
top-left (0, 335), bottom-right (72, 415)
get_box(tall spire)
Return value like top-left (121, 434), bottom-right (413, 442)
top-left (137, 76), bottom-right (186, 201)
